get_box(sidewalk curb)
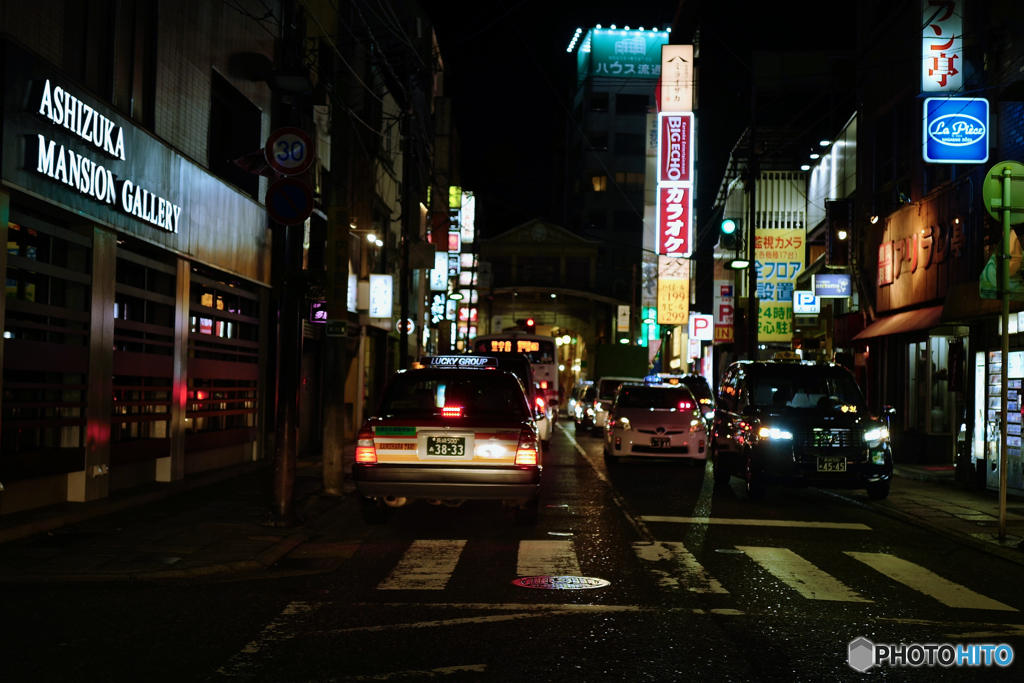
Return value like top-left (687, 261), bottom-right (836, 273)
top-left (0, 460), bottom-right (271, 547)
top-left (827, 490), bottom-right (1024, 568)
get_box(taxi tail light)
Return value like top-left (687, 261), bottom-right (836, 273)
top-left (442, 406), bottom-right (463, 418)
top-left (535, 396), bottom-right (545, 409)
top-left (355, 427), bottom-right (377, 463)
top-left (515, 428), bottom-right (539, 466)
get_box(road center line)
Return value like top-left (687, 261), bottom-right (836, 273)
top-left (642, 516), bottom-right (872, 530)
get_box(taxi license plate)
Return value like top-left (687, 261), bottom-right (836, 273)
top-left (426, 436), bottom-right (467, 456)
top-left (651, 437), bottom-right (671, 449)
top-left (817, 457), bottom-right (846, 472)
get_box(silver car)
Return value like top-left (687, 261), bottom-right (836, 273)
top-left (603, 383), bottom-right (708, 464)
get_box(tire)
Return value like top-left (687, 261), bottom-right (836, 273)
top-left (603, 447), bottom-right (619, 465)
top-left (360, 496), bottom-right (392, 524)
top-left (745, 455), bottom-right (767, 500)
top-left (866, 479), bottom-right (891, 500)
top-left (515, 495), bottom-right (540, 526)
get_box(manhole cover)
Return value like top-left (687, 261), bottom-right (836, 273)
top-left (512, 576), bottom-right (610, 590)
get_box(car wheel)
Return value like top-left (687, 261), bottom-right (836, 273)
top-left (360, 496), bottom-right (392, 524)
top-left (515, 495), bottom-right (540, 526)
top-left (603, 446), bottom-right (619, 465)
top-left (866, 479), bottom-right (890, 500)
top-left (745, 454), bottom-right (767, 500)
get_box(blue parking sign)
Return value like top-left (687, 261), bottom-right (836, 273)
top-left (923, 98), bottom-right (989, 165)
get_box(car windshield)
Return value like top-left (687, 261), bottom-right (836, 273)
top-left (747, 366), bottom-right (866, 410)
top-left (599, 379), bottom-right (632, 400)
top-left (583, 387), bottom-right (597, 402)
top-left (681, 378), bottom-right (713, 404)
top-left (616, 386), bottom-right (697, 409)
top-left (379, 372), bottom-right (530, 419)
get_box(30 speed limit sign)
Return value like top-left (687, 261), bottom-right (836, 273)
top-left (265, 126), bottom-right (315, 175)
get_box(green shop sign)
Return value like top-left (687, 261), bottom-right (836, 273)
top-left (577, 28), bottom-right (668, 81)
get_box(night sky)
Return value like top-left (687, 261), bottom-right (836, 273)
top-left (419, 0), bottom-right (857, 239)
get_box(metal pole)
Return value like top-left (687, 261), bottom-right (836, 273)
top-left (999, 165), bottom-right (1011, 541)
top-left (747, 127), bottom-right (759, 360)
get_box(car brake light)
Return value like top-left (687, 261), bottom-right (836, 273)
top-left (442, 406), bottom-right (463, 418)
top-left (536, 397), bottom-right (545, 409)
top-left (355, 427), bottom-right (377, 463)
top-left (679, 400), bottom-right (694, 410)
top-left (515, 428), bottom-right (539, 466)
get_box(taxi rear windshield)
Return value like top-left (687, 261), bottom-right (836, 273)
top-left (616, 386), bottom-right (696, 409)
top-left (599, 379), bottom-right (630, 400)
top-left (379, 372), bottom-right (531, 419)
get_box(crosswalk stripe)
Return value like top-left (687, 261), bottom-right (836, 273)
top-left (377, 540), bottom-right (467, 590)
top-left (845, 552), bottom-right (1018, 612)
top-left (517, 540), bottom-right (581, 577)
top-left (641, 517), bottom-right (871, 530)
top-left (737, 546), bottom-right (873, 603)
top-left (633, 541), bottom-right (728, 594)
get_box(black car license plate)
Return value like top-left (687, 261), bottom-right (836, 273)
top-left (817, 457), bottom-right (847, 472)
top-left (426, 436), bottom-right (467, 456)
top-left (651, 437), bottom-right (671, 449)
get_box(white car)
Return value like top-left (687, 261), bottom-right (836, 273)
top-left (603, 383), bottom-right (708, 464)
top-left (591, 376), bottom-right (645, 436)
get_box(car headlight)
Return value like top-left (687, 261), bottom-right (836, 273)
top-left (618, 417), bottom-right (631, 431)
top-left (758, 426), bottom-right (793, 440)
top-left (586, 408), bottom-right (595, 417)
top-left (705, 411), bottom-right (715, 420)
top-left (864, 425), bottom-right (889, 448)
top-left (689, 419), bottom-right (704, 433)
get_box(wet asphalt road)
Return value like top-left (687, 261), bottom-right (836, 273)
top-left (2, 419), bottom-right (1023, 682)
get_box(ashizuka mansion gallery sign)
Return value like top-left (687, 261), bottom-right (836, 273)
top-left (30, 79), bottom-right (184, 233)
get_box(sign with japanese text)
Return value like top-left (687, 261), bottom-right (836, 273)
top-left (923, 97), bottom-right (988, 164)
top-left (577, 28), bottom-right (668, 82)
top-left (368, 274), bottom-right (393, 318)
top-left (714, 280), bottom-right (734, 344)
top-left (430, 293), bottom-right (446, 324)
top-left (755, 228), bottom-right (804, 342)
top-left (657, 186), bottom-right (692, 257)
top-left (660, 45), bottom-right (693, 113)
top-left (657, 255), bottom-right (690, 325)
top-left (877, 222), bottom-right (953, 287)
top-left (793, 290), bottom-right (821, 315)
top-left (922, 0), bottom-right (962, 93)
top-left (813, 273), bottom-right (853, 298)
top-left (430, 251), bottom-right (448, 291)
top-left (617, 305), bottom-right (630, 332)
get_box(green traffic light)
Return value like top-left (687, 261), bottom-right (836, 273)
top-left (721, 218), bottom-right (737, 235)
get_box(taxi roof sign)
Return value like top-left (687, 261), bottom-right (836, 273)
top-left (643, 375), bottom-right (662, 384)
top-left (420, 355), bottom-right (498, 369)
top-left (773, 351), bottom-right (801, 362)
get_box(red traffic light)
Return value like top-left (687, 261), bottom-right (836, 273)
top-left (526, 318), bottom-right (535, 327)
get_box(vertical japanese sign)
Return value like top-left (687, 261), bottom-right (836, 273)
top-left (713, 280), bottom-right (734, 343)
top-left (617, 305), bottom-right (630, 332)
top-left (754, 228), bottom-right (804, 342)
top-left (656, 112), bottom-right (694, 257)
top-left (922, 0), bottom-right (962, 93)
top-left (660, 45), bottom-right (693, 113)
top-left (657, 256), bottom-right (690, 325)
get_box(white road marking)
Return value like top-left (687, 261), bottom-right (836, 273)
top-left (632, 541), bottom-right (728, 594)
top-left (516, 539), bottom-right (581, 576)
top-left (737, 546), bottom-right (873, 603)
top-left (334, 664), bottom-right (487, 680)
top-left (642, 516), bottom-right (871, 530)
top-left (846, 552), bottom-right (1018, 611)
top-left (377, 540), bottom-right (466, 590)
top-left (216, 601), bottom-right (317, 676)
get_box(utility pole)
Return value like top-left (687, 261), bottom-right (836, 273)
top-left (267, 0), bottom-right (305, 525)
top-left (320, 6), bottom-right (354, 497)
top-left (747, 115), bottom-right (759, 360)
top-left (399, 107), bottom-right (413, 369)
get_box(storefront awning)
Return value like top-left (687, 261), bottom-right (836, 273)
top-left (852, 305), bottom-right (944, 340)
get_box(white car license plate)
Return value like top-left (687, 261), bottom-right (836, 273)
top-left (817, 457), bottom-right (846, 472)
top-left (651, 437), bottom-right (671, 449)
top-left (426, 436), bottom-right (467, 456)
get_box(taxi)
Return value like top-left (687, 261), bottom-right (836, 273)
top-left (603, 378), bottom-right (707, 464)
top-left (352, 355), bottom-right (542, 525)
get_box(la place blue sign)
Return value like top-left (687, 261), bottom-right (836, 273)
top-left (923, 97), bottom-right (990, 165)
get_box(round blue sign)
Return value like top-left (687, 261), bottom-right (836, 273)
top-left (265, 177), bottom-right (313, 225)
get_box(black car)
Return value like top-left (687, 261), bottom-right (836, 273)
top-left (711, 358), bottom-right (893, 500)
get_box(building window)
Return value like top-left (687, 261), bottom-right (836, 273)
top-left (590, 92), bottom-right (609, 112)
top-left (587, 131), bottom-right (608, 150)
top-left (614, 172), bottom-right (644, 189)
top-left (615, 94), bottom-right (649, 114)
top-left (616, 133), bottom-right (645, 156)
top-left (209, 71), bottom-right (262, 199)
top-left (591, 174), bottom-right (608, 192)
